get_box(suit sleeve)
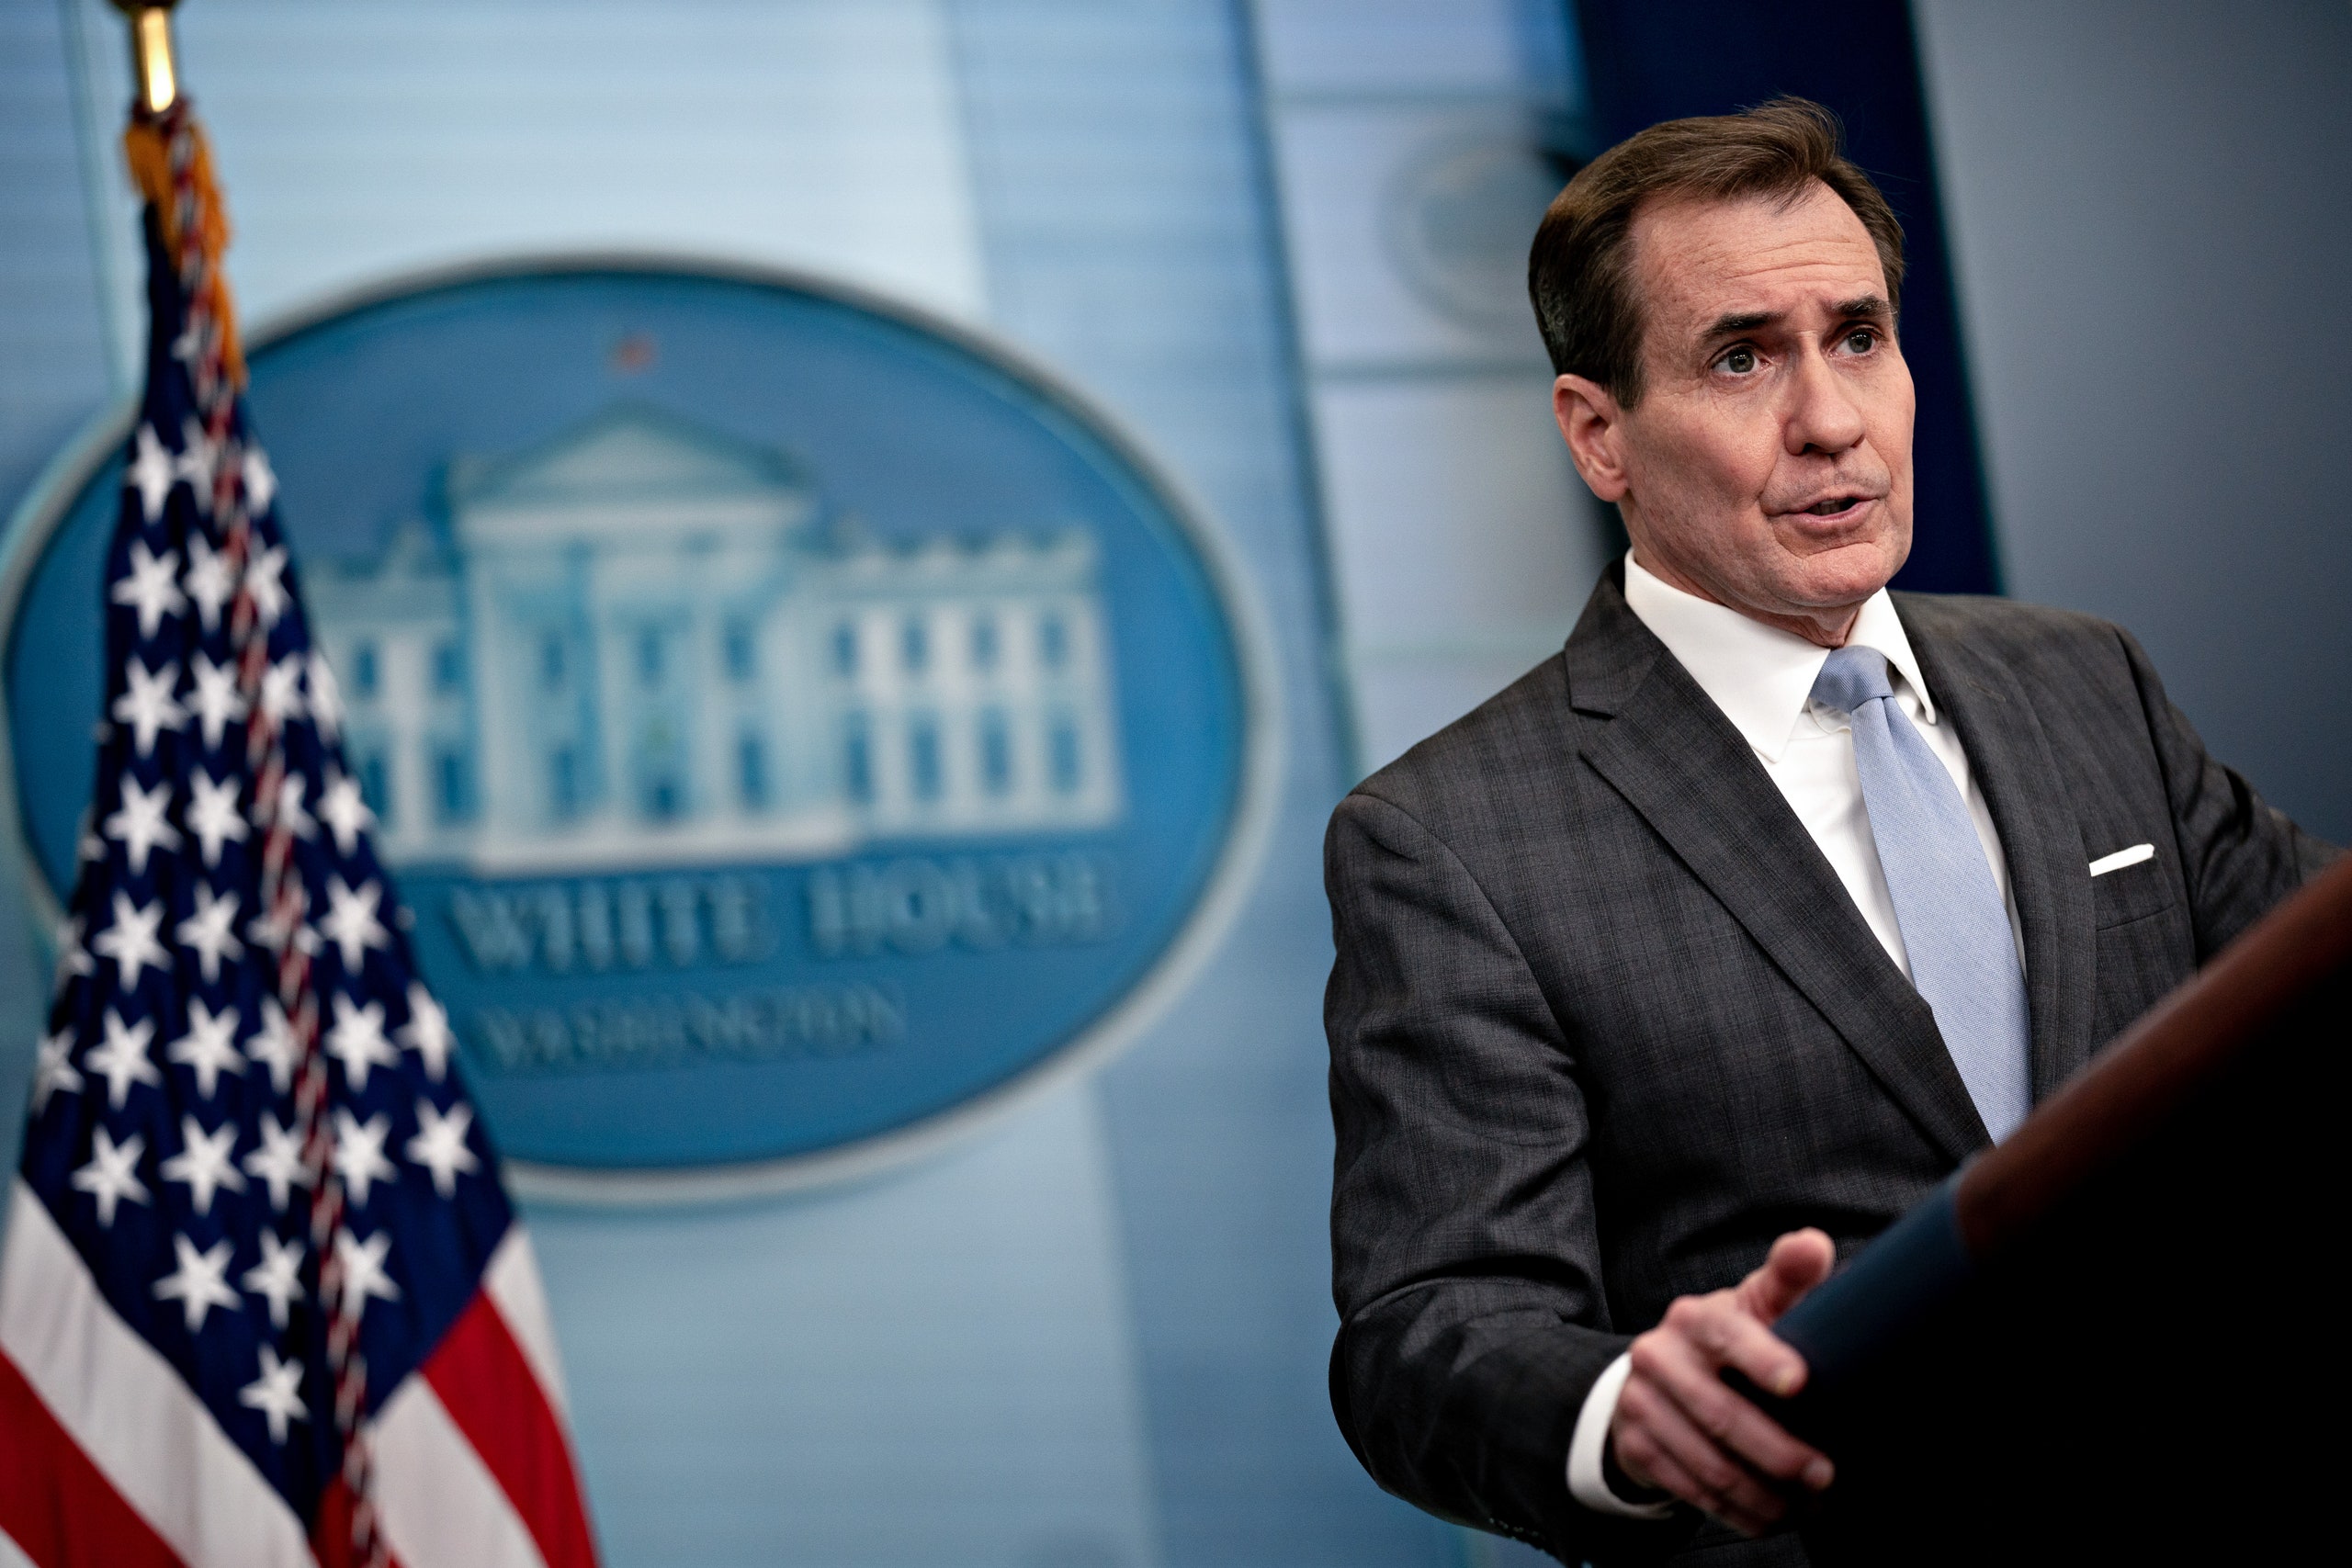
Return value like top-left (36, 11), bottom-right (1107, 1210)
top-left (2120, 628), bottom-right (2342, 957)
top-left (1325, 790), bottom-right (1695, 1563)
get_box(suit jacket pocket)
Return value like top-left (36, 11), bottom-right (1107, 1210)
top-left (2089, 846), bottom-right (2177, 929)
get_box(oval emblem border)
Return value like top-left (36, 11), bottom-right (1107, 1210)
top-left (0, 253), bottom-right (1285, 1205)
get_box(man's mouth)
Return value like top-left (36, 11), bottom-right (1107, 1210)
top-left (1794, 494), bottom-right (1871, 518)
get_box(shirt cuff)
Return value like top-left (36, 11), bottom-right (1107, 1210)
top-left (1566, 1352), bottom-right (1676, 1518)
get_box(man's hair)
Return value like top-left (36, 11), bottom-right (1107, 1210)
top-left (1527, 97), bottom-right (1905, 406)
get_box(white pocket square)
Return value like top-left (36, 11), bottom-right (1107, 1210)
top-left (2088, 843), bottom-right (2154, 877)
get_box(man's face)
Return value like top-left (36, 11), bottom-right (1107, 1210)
top-left (1556, 181), bottom-right (1916, 636)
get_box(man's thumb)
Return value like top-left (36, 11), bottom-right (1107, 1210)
top-left (1751, 1228), bottom-right (1835, 1321)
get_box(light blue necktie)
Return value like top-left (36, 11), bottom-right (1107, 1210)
top-left (1811, 646), bottom-right (2030, 1142)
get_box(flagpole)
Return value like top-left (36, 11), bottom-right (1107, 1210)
top-left (110, 0), bottom-right (182, 117)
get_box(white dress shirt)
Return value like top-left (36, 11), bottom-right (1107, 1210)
top-left (1566, 553), bottom-right (2020, 1517)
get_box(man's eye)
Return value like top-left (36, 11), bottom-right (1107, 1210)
top-left (1842, 328), bottom-right (1877, 354)
top-left (1718, 346), bottom-right (1758, 375)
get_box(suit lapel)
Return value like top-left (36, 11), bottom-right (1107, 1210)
top-left (1898, 602), bottom-right (2098, 1100)
top-left (1562, 574), bottom-right (1989, 1165)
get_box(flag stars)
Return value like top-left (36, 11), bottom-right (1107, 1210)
top-left (186, 772), bottom-right (249, 866)
top-left (242, 1231), bottom-right (304, 1328)
top-left (176, 886), bottom-right (245, 983)
top-left (68, 313), bottom-right (535, 1476)
top-left (85, 1008), bottom-right (161, 1107)
top-left (187, 653), bottom-right (247, 750)
top-left (257, 654), bottom-right (305, 728)
top-left (318, 772), bottom-right (374, 857)
top-left (126, 423), bottom-right (175, 522)
top-left (112, 659), bottom-right (187, 757)
top-left (238, 1345), bottom-right (307, 1444)
top-left (308, 652), bottom-right (343, 741)
top-left (31, 1029), bottom-right (81, 1113)
top-left (334, 1227), bottom-right (401, 1314)
top-left (153, 1233), bottom-right (240, 1332)
top-left (398, 985), bottom-right (455, 1081)
top-left (62, 173), bottom-right (537, 1446)
top-left (333, 1109), bottom-right (398, 1207)
top-left (244, 999), bottom-right (302, 1096)
top-left (242, 1111), bottom-right (311, 1212)
top-left (245, 546), bottom-right (289, 628)
top-left (111, 540), bottom-right (187, 638)
top-left (324, 993), bottom-right (398, 1090)
top-left (320, 877), bottom-right (390, 975)
top-left (165, 998), bottom-right (243, 1098)
top-left (242, 447), bottom-right (277, 515)
top-left (276, 775), bottom-right (317, 841)
top-left (407, 1100), bottom-right (480, 1198)
top-left (184, 535), bottom-right (236, 633)
top-left (103, 777), bottom-right (181, 874)
top-left (160, 1114), bottom-right (246, 1214)
top-left (71, 1126), bottom-right (150, 1226)
top-left (91, 892), bottom-right (171, 989)
top-left (174, 417), bottom-right (219, 513)
top-left (53, 916), bottom-right (96, 984)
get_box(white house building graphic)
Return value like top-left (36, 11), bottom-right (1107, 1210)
top-left (307, 404), bottom-right (1125, 874)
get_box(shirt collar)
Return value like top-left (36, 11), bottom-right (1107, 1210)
top-left (1620, 552), bottom-right (1938, 762)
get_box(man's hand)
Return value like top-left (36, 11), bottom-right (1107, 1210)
top-left (1609, 1228), bottom-right (1838, 1536)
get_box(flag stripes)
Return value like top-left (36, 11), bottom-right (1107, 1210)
top-left (3, 1178), bottom-right (582, 1568)
top-left (0, 1182), bottom-right (312, 1568)
top-left (372, 1380), bottom-right (542, 1568)
top-left (421, 1293), bottom-right (599, 1568)
top-left (0, 1350), bottom-right (183, 1568)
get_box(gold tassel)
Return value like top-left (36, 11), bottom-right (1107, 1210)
top-left (121, 110), bottom-right (246, 389)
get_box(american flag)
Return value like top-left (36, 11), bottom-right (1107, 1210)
top-left (0, 100), bottom-right (597, 1568)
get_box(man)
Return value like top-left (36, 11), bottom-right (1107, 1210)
top-left (1323, 98), bottom-right (2335, 1566)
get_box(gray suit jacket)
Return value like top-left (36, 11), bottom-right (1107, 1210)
top-left (1324, 565), bottom-right (2335, 1566)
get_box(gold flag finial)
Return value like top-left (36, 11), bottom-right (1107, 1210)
top-left (109, 2), bottom-right (183, 117)
top-left (112, 0), bottom-right (245, 386)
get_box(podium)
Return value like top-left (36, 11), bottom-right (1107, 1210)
top-left (1758, 854), bottom-right (2352, 1563)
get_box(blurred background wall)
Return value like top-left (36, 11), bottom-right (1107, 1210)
top-left (0, 3), bottom-right (2345, 1566)
top-left (1913, 0), bottom-right (2352, 846)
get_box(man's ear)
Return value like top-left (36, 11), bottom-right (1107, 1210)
top-left (1554, 374), bottom-right (1629, 503)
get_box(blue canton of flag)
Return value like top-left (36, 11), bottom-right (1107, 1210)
top-left (1, 101), bottom-right (594, 1568)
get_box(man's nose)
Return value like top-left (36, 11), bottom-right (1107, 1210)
top-left (1782, 344), bottom-right (1866, 456)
